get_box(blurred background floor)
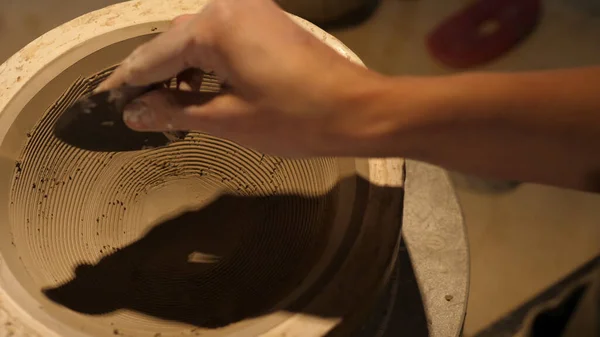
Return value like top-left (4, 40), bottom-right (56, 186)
top-left (1, 0), bottom-right (600, 336)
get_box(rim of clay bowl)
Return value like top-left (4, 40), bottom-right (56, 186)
top-left (0, 1), bottom-right (404, 336)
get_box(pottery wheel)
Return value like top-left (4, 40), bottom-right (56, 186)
top-left (0, 1), bottom-right (405, 336)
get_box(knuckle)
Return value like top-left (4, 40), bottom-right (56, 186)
top-left (170, 14), bottom-right (192, 28)
top-left (207, 0), bottom-right (234, 27)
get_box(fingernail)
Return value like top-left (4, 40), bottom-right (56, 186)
top-left (123, 100), bottom-right (154, 130)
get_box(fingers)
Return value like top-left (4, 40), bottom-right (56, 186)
top-left (97, 17), bottom-right (198, 92)
top-left (122, 90), bottom-right (250, 134)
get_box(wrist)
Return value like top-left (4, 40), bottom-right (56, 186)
top-left (322, 71), bottom-right (452, 158)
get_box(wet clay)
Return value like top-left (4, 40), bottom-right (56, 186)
top-left (0, 2), bottom-right (404, 336)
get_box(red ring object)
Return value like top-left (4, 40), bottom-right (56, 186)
top-left (427, 0), bottom-right (542, 69)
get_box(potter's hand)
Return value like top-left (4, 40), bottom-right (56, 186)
top-left (98, 0), bottom-right (381, 156)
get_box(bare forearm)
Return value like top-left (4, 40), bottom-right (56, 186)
top-left (341, 67), bottom-right (600, 191)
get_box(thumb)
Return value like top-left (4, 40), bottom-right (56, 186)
top-left (123, 89), bottom-right (250, 134)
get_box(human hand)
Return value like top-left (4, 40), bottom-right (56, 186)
top-left (98, 0), bottom-right (384, 156)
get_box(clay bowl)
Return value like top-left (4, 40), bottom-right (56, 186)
top-left (0, 1), bottom-right (404, 336)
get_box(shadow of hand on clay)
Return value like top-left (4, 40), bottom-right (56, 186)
top-left (42, 176), bottom-right (429, 336)
top-left (43, 189), bottom-right (338, 328)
